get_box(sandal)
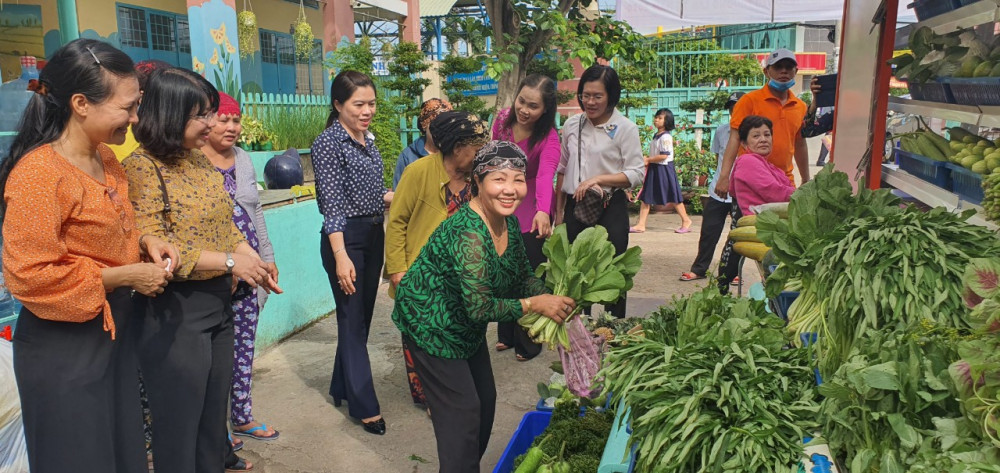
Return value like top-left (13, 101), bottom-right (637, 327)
top-left (679, 272), bottom-right (705, 281)
top-left (228, 433), bottom-right (243, 452)
top-left (226, 458), bottom-right (253, 472)
top-left (730, 276), bottom-right (741, 286)
top-left (516, 354), bottom-right (535, 362)
top-left (629, 226), bottom-right (645, 233)
top-left (495, 342), bottom-right (512, 352)
top-left (232, 423), bottom-right (280, 441)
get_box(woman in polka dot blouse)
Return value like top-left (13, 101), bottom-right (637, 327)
top-left (312, 70), bottom-right (393, 436)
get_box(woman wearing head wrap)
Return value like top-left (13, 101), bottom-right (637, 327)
top-left (385, 110), bottom-right (488, 412)
top-left (392, 98), bottom-right (452, 189)
top-left (392, 141), bottom-right (575, 472)
top-left (200, 93), bottom-right (280, 449)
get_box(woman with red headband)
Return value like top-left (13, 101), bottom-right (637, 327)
top-left (200, 93), bottom-right (280, 448)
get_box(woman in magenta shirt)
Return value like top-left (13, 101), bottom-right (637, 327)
top-left (731, 115), bottom-right (796, 216)
top-left (490, 74), bottom-right (560, 361)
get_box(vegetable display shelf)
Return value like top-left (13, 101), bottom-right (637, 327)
top-left (915, 0), bottom-right (999, 34)
top-left (881, 164), bottom-right (996, 230)
top-left (493, 411), bottom-right (551, 473)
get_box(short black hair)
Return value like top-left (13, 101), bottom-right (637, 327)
top-left (577, 65), bottom-right (621, 113)
top-left (654, 108), bottom-right (675, 132)
top-left (738, 115), bottom-right (773, 142)
top-left (135, 67), bottom-right (219, 158)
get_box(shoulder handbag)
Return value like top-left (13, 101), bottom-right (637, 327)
top-left (143, 156), bottom-right (176, 238)
top-left (572, 117), bottom-right (611, 226)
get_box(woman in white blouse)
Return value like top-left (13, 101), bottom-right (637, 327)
top-left (554, 65), bottom-right (644, 318)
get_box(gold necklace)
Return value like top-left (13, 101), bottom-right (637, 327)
top-left (472, 200), bottom-right (506, 244)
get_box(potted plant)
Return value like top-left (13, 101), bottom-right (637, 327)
top-left (237, 2), bottom-right (259, 60)
top-left (292, 0), bottom-right (313, 61)
top-left (239, 116), bottom-right (274, 151)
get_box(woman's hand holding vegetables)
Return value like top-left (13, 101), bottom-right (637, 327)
top-left (530, 295), bottom-right (576, 324)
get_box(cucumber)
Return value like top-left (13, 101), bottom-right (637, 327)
top-left (729, 226), bottom-right (760, 242)
top-left (922, 130), bottom-right (954, 157)
top-left (736, 215), bottom-right (758, 227)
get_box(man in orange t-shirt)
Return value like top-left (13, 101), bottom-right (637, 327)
top-left (715, 48), bottom-right (810, 198)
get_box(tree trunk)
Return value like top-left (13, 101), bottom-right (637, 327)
top-left (495, 61), bottom-right (523, 111)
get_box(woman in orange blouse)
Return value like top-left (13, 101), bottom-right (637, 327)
top-left (0, 39), bottom-right (177, 473)
top-left (123, 67), bottom-right (280, 473)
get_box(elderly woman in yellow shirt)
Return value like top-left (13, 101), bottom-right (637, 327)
top-left (385, 110), bottom-right (489, 411)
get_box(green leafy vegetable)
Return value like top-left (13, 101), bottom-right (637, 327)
top-left (519, 224), bottom-right (641, 350)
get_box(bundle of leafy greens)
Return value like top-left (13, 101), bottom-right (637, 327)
top-left (518, 225), bottom-right (641, 350)
top-left (813, 325), bottom-right (1000, 473)
top-left (601, 286), bottom-right (820, 473)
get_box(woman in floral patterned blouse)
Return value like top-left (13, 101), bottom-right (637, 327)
top-left (124, 67), bottom-right (280, 473)
top-left (392, 141), bottom-right (574, 472)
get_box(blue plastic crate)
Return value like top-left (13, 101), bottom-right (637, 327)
top-left (947, 164), bottom-right (985, 204)
top-left (942, 77), bottom-right (1000, 106)
top-left (906, 79), bottom-right (955, 104)
top-left (896, 148), bottom-right (951, 188)
top-left (771, 291), bottom-right (800, 321)
top-left (908, 0), bottom-right (961, 20)
top-left (493, 411), bottom-right (551, 473)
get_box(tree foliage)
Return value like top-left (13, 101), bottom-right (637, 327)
top-left (439, 55), bottom-right (489, 119)
top-left (482, 1), bottom-right (655, 109)
top-left (384, 41), bottom-right (432, 120)
top-left (690, 54), bottom-right (764, 87)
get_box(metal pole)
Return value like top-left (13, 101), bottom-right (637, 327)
top-left (435, 17), bottom-right (443, 60)
top-left (57, 0), bottom-right (80, 45)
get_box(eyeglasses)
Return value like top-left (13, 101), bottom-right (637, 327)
top-left (579, 94), bottom-right (606, 103)
top-left (190, 112), bottom-right (217, 124)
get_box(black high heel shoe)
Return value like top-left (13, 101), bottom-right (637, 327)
top-left (362, 417), bottom-right (386, 435)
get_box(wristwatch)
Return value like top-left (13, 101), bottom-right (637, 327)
top-left (224, 252), bottom-right (235, 274)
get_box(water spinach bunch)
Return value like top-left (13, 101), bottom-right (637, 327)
top-left (518, 224), bottom-right (641, 350)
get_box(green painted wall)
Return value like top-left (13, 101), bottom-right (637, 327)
top-left (254, 200), bottom-right (333, 350)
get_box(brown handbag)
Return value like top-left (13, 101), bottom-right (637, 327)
top-left (572, 118), bottom-right (611, 225)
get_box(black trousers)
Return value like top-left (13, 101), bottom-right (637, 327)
top-left (13, 288), bottom-right (146, 473)
top-left (716, 196), bottom-right (744, 294)
top-left (690, 197), bottom-right (740, 284)
top-left (496, 231), bottom-right (545, 359)
top-left (406, 336), bottom-right (496, 473)
top-left (563, 191), bottom-right (630, 318)
top-left (320, 218), bottom-right (384, 420)
top-left (134, 276), bottom-right (235, 473)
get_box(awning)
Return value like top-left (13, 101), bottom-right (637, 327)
top-left (353, 0), bottom-right (409, 21)
top-left (615, 0), bottom-right (918, 35)
top-left (421, 0), bottom-right (459, 17)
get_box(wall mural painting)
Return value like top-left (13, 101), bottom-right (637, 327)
top-left (188, 0), bottom-right (241, 98)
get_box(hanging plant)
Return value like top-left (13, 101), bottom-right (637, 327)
top-left (237, 7), bottom-right (259, 60)
top-left (293, 0), bottom-right (314, 61)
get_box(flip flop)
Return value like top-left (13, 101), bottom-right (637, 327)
top-left (730, 277), bottom-right (741, 286)
top-left (629, 227), bottom-right (645, 233)
top-left (679, 272), bottom-right (706, 282)
top-left (225, 458), bottom-right (253, 472)
top-left (674, 227), bottom-right (691, 234)
top-left (232, 423), bottom-right (280, 441)
top-left (495, 342), bottom-right (512, 352)
top-left (228, 433), bottom-right (244, 452)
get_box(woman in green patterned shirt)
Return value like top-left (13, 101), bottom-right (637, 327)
top-left (392, 141), bottom-right (575, 472)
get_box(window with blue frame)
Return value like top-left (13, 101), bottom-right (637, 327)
top-left (115, 4), bottom-right (191, 67)
top-left (258, 30), bottom-right (324, 95)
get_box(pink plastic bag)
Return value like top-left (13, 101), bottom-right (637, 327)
top-left (558, 317), bottom-right (603, 398)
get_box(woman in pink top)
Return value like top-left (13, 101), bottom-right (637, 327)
top-left (731, 115), bottom-right (796, 216)
top-left (491, 74), bottom-right (560, 361)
